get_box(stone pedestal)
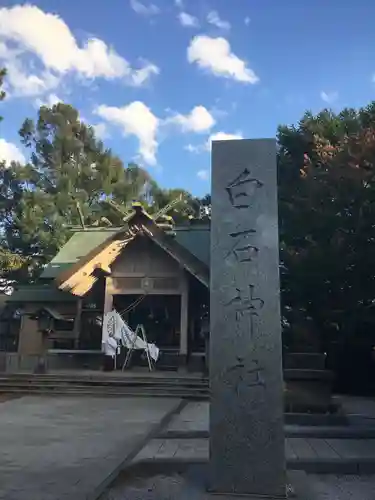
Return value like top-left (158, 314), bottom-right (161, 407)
top-left (283, 353), bottom-right (335, 413)
top-left (210, 139), bottom-right (286, 497)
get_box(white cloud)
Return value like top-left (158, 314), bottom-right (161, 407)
top-left (185, 143), bottom-right (203, 154)
top-left (187, 36), bottom-right (259, 84)
top-left (207, 10), bottom-right (231, 30)
top-left (44, 93), bottom-right (62, 106)
top-left (78, 113), bottom-right (87, 123)
top-left (165, 105), bottom-right (215, 133)
top-left (244, 16), bottom-right (251, 26)
top-left (92, 123), bottom-right (109, 140)
top-left (34, 92), bottom-right (63, 108)
top-left (0, 138), bottom-right (25, 165)
top-left (0, 4), bottom-right (159, 97)
top-left (206, 131), bottom-right (243, 151)
top-left (197, 169), bottom-right (209, 181)
top-left (320, 91), bottom-right (338, 104)
top-left (178, 12), bottom-right (199, 27)
top-left (95, 101), bottom-right (159, 165)
top-left (175, 0), bottom-right (184, 7)
top-left (5, 61), bottom-right (59, 97)
top-left (130, 62), bottom-right (159, 86)
top-left (0, 40), bottom-right (7, 58)
top-left (185, 131), bottom-right (243, 155)
top-left (130, 0), bottom-right (160, 16)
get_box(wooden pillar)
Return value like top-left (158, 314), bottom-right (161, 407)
top-left (103, 277), bottom-right (114, 314)
top-left (18, 315), bottom-right (43, 355)
top-left (73, 298), bottom-right (83, 349)
top-left (179, 271), bottom-right (189, 365)
top-left (102, 278), bottom-right (114, 367)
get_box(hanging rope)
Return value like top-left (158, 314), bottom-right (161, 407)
top-left (118, 294), bottom-right (146, 317)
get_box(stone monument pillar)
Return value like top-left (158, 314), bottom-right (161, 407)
top-left (210, 139), bottom-right (286, 498)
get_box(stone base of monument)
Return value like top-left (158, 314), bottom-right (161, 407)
top-left (284, 353), bottom-right (335, 414)
top-left (104, 462), bottom-right (318, 500)
top-left (284, 371), bottom-right (335, 413)
top-left (207, 470), bottom-right (312, 499)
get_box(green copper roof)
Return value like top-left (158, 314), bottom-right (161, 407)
top-left (40, 225), bottom-right (210, 279)
top-left (174, 226), bottom-right (210, 267)
top-left (7, 285), bottom-right (77, 303)
top-left (41, 228), bottom-right (118, 279)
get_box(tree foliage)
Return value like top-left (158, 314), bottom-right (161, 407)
top-left (278, 104), bottom-right (375, 345)
top-left (0, 90), bottom-right (210, 286)
top-left (3, 57), bottom-right (375, 351)
top-left (0, 67), bottom-right (31, 287)
top-left (0, 67), bottom-right (6, 120)
top-left (11, 103), bottom-right (130, 256)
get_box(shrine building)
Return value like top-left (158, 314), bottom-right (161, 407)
top-left (4, 204), bottom-right (210, 372)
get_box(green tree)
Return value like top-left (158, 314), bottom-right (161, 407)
top-left (7, 103), bottom-right (123, 260)
top-left (0, 68), bottom-right (32, 288)
top-left (1, 101), bottom-right (201, 283)
top-left (0, 103), bottom-right (162, 280)
top-left (0, 67), bottom-right (6, 120)
top-left (0, 89), bottom-right (209, 286)
top-left (100, 163), bottom-right (159, 225)
top-left (151, 187), bottom-right (196, 223)
top-left (278, 104), bottom-right (375, 347)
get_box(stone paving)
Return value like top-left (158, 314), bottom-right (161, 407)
top-left (1, 396), bottom-right (375, 499)
top-left (337, 395), bottom-right (375, 418)
top-left (162, 400), bottom-right (375, 436)
top-left (309, 474), bottom-right (375, 499)
top-left (0, 395), bottom-right (181, 500)
top-left (134, 436), bottom-right (375, 465)
top-left (134, 401), bottom-right (375, 474)
top-left (167, 400), bottom-right (208, 433)
top-left (102, 463), bottom-right (375, 500)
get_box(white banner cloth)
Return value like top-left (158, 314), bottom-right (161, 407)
top-left (101, 310), bottom-right (159, 361)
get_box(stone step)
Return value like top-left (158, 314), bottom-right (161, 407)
top-left (1, 370), bottom-right (334, 381)
top-left (287, 425), bottom-right (375, 438)
top-left (284, 353), bottom-right (327, 370)
top-left (0, 382), bottom-right (209, 395)
top-left (0, 387), bottom-right (209, 399)
top-left (284, 413), bottom-right (348, 426)
top-left (0, 375), bottom-right (338, 414)
top-left (133, 438), bottom-right (375, 474)
top-left (0, 377), bottom-right (210, 396)
top-left (160, 425), bottom-right (375, 440)
top-left (0, 382), bottom-right (209, 392)
top-left (0, 374), bottom-right (209, 384)
top-left (0, 378), bottom-right (208, 388)
top-left (283, 369), bottom-right (334, 381)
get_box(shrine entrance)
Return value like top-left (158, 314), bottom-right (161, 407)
top-left (113, 294), bottom-right (181, 350)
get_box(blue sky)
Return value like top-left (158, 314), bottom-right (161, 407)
top-left (1, 0), bottom-right (375, 196)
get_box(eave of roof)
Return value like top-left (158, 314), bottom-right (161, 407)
top-left (7, 285), bottom-right (77, 303)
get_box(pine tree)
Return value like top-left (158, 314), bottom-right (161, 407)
top-left (1, 103), bottom-right (155, 279)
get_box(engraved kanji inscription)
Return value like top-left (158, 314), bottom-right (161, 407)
top-left (225, 229), bottom-right (259, 263)
top-left (226, 357), bottom-right (265, 396)
top-left (226, 168), bottom-right (264, 209)
top-left (225, 285), bottom-right (265, 321)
